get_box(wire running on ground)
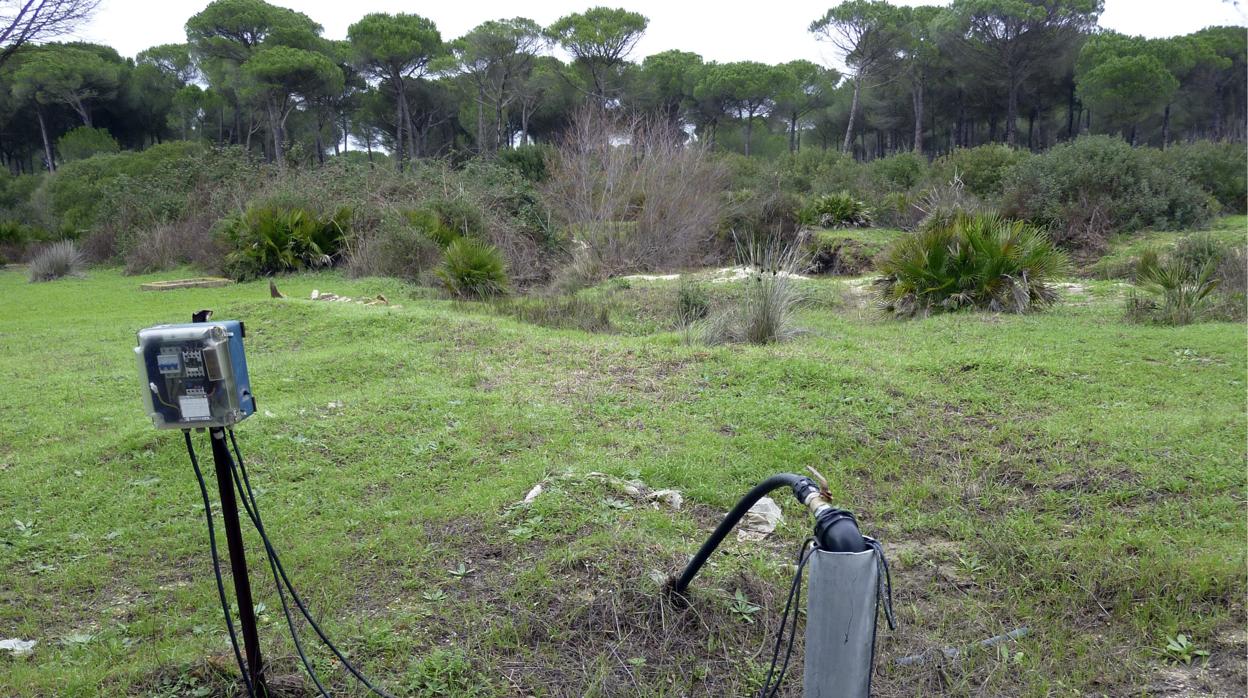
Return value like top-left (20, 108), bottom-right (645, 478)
top-left (220, 432), bottom-right (330, 697)
top-left (184, 430), bottom-right (257, 698)
top-left (227, 428), bottom-right (398, 698)
top-left (758, 537), bottom-right (816, 698)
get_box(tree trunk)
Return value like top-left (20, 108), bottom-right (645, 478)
top-left (35, 106), bottom-right (54, 172)
top-left (1161, 103), bottom-right (1171, 149)
top-left (842, 76), bottom-right (862, 154)
top-left (789, 111), bottom-right (798, 153)
top-left (1129, 123), bottom-right (1137, 146)
top-left (743, 112), bottom-right (753, 157)
top-left (394, 79), bottom-right (406, 170)
top-left (1027, 108), bottom-right (1036, 151)
top-left (267, 98), bottom-right (283, 168)
top-left (912, 84), bottom-right (924, 154)
top-left (1067, 82), bottom-right (1077, 140)
top-left (315, 111), bottom-right (325, 165)
top-left (1005, 79), bottom-right (1019, 146)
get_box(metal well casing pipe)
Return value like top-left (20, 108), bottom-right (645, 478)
top-left (803, 547), bottom-right (881, 698)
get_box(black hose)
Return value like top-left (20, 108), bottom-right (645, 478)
top-left (671, 473), bottom-right (803, 596)
top-left (225, 435), bottom-right (331, 698)
top-left (184, 431), bottom-right (257, 698)
top-left (228, 429), bottom-right (398, 698)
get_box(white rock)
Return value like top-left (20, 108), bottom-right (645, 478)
top-left (523, 484), bottom-right (543, 503)
top-left (0, 639), bottom-right (36, 657)
top-left (648, 489), bottom-right (684, 510)
top-left (737, 497), bottom-right (784, 541)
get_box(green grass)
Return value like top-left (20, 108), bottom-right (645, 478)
top-left (0, 261), bottom-right (1244, 696)
top-left (1086, 215), bottom-right (1247, 279)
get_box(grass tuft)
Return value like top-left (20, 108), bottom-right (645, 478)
top-left (27, 240), bottom-right (85, 283)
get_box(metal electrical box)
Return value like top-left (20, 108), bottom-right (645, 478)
top-left (136, 321), bottom-right (255, 429)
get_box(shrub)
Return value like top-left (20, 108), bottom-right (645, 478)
top-left (874, 212), bottom-right (1069, 317)
top-left (347, 216), bottom-right (441, 281)
top-left (703, 235), bottom-right (806, 344)
top-left (1002, 136), bottom-right (1215, 252)
top-left (870, 191), bottom-right (924, 230)
top-left (437, 237), bottom-right (508, 298)
top-left (219, 205), bottom-right (348, 280)
top-left (1125, 250), bottom-right (1220, 326)
top-left (932, 145), bottom-right (1031, 200)
top-left (799, 192), bottom-right (872, 228)
top-left (675, 278), bottom-right (710, 324)
top-left (496, 144), bottom-right (551, 183)
top-left (913, 176), bottom-right (985, 230)
top-left (546, 106), bottom-right (727, 275)
top-left (1163, 141), bottom-right (1247, 214)
top-left (123, 219), bottom-right (221, 275)
top-left (807, 231), bottom-right (883, 275)
top-left (866, 152), bottom-right (927, 191)
top-left (56, 126), bottom-right (120, 163)
top-left (28, 240), bottom-right (85, 282)
top-left (0, 220), bottom-right (51, 262)
top-left (720, 188), bottom-right (802, 244)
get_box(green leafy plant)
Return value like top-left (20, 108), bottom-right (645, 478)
top-left (403, 649), bottom-right (489, 697)
top-left (220, 204), bottom-right (348, 280)
top-left (728, 589), bottom-right (761, 624)
top-left (1162, 634), bottom-right (1209, 665)
top-left (28, 240), bottom-right (85, 282)
top-left (1125, 250), bottom-right (1220, 326)
top-left (437, 237), bottom-right (508, 299)
top-left (799, 191), bottom-right (872, 228)
top-left (675, 278), bottom-right (710, 324)
top-left (874, 212), bottom-right (1069, 317)
top-left (447, 562), bottom-right (475, 579)
top-left (55, 126), bottom-right (120, 163)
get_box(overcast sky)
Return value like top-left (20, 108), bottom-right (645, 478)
top-left (77, 0), bottom-right (1248, 64)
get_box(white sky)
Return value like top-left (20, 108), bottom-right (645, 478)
top-left (78, 0), bottom-right (1247, 64)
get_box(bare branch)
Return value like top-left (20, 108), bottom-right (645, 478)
top-left (0, 0), bottom-right (101, 67)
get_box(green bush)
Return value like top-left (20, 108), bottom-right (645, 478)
top-left (28, 240), bottom-right (85, 282)
top-left (219, 204), bottom-right (349, 280)
top-left (437, 237), bottom-right (508, 298)
top-left (403, 207), bottom-right (461, 248)
top-left (874, 212), bottom-right (1069, 317)
top-left (799, 192), bottom-right (872, 228)
top-left (675, 278), bottom-right (710, 323)
top-left (496, 144), bottom-right (551, 182)
top-left (347, 215), bottom-right (441, 281)
top-left (866, 152), bottom-right (927, 191)
top-left (1002, 136), bottom-right (1215, 251)
top-left (56, 126), bottom-right (120, 163)
top-left (0, 172), bottom-right (44, 211)
top-left (1163, 141), bottom-right (1247, 214)
top-left (720, 188), bottom-right (802, 242)
top-left (1125, 250), bottom-right (1220, 326)
top-left (932, 145), bottom-right (1031, 200)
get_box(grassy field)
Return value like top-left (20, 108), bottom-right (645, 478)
top-left (1086, 215), bottom-right (1248, 279)
top-left (0, 250), bottom-right (1244, 696)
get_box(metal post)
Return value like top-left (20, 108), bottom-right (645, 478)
top-left (210, 427), bottom-right (267, 696)
top-left (195, 311), bottom-right (267, 696)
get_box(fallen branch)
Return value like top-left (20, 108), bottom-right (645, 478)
top-left (895, 626), bottom-right (1030, 666)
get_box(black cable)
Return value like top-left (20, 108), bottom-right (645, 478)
top-left (758, 538), bottom-right (815, 698)
top-left (224, 436), bottom-right (330, 697)
top-left (228, 429), bottom-right (397, 698)
top-left (184, 431), bottom-right (256, 698)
